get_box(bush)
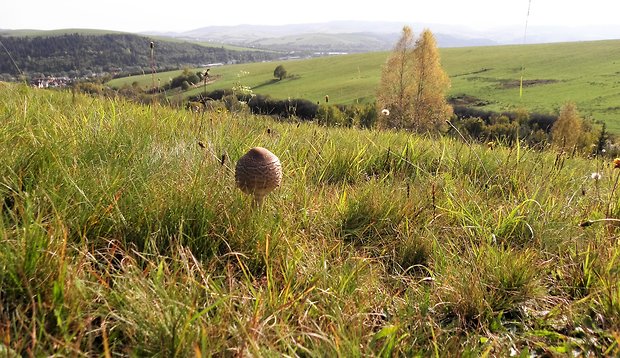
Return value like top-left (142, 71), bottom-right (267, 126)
top-left (357, 103), bottom-right (378, 129)
top-left (222, 94), bottom-right (246, 112)
top-left (169, 70), bottom-right (201, 90)
top-left (317, 105), bottom-right (346, 126)
top-left (273, 65), bottom-right (287, 80)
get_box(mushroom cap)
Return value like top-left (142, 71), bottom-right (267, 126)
top-left (235, 147), bottom-right (282, 199)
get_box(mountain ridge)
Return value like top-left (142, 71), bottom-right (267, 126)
top-left (144, 20), bottom-right (620, 50)
top-left (147, 21), bottom-right (498, 50)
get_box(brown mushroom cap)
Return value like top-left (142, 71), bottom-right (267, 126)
top-left (235, 147), bottom-right (282, 202)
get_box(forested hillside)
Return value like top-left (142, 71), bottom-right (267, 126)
top-left (0, 32), bottom-right (281, 79)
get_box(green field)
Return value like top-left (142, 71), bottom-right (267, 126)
top-left (3, 82), bottom-right (620, 355)
top-left (108, 39), bottom-right (620, 131)
top-left (109, 52), bottom-right (386, 104)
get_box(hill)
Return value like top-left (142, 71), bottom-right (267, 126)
top-left (155, 21), bottom-right (497, 52)
top-left (0, 30), bottom-right (281, 79)
top-left (149, 20), bottom-right (620, 51)
top-left (0, 28), bottom-right (127, 37)
top-left (109, 39), bottom-right (620, 131)
top-left (2, 82), bottom-right (619, 356)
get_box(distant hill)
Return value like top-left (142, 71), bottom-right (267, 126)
top-left (0, 30), bottom-right (282, 78)
top-left (148, 20), bottom-right (620, 52)
top-left (149, 21), bottom-right (497, 52)
top-left (245, 32), bottom-right (399, 53)
top-left (227, 32), bottom-right (494, 53)
top-left (0, 28), bottom-right (127, 37)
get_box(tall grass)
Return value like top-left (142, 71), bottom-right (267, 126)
top-left (1, 83), bottom-right (620, 355)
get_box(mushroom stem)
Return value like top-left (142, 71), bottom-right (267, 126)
top-left (253, 194), bottom-right (265, 207)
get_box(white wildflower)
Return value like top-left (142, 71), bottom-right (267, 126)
top-left (591, 172), bottom-right (602, 180)
top-left (381, 109), bottom-right (390, 116)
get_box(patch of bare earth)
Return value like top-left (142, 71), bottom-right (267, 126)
top-left (498, 79), bottom-right (558, 89)
top-left (449, 94), bottom-right (491, 107)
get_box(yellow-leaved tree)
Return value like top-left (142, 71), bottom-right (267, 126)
top-left (377, 27), bottom-right (453, 132)
top-left (411, 29), bottom-right (453, 131)
top-left (377, 26), bottom-right (416, 129)
top-left (551, 102), bottom-right (583, 150)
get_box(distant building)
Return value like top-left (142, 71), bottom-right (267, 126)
top-left (32, 76), bottom-right (71, 88)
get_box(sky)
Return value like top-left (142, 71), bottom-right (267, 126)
top-left (2, 0), bottom-right (620, 33)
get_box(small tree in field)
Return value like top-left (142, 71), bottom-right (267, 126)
top-left (274, 65), bottom-right (287, 80)
top-left (410, 29), bottom-right (453, 131)
top-left (552, 102), bottom-right (583, 150)
top-left (377, 26), bottom-right (416, 129)
top-left (377, 27), bottom-right (452, 132)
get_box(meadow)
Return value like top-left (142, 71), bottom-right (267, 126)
top-left (2, 82), bottom-right (620, 356)
top-left (108, 39), bottom-right (620, 131)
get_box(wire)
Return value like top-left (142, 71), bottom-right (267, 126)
top-left (0, 39), bottom-right (24, 78)
top-left (520, 0), bottom-right (532, 98)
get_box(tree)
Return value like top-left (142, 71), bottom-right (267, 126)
top-left (376, 27), bottom-right (452, 132)
top-left (410, 29), bottom-right (453, 131)
top-left (376, 26), bottom-right (416, 129)
top-left (551, 102), bottom-right (583, 150)
top-left (274, 65), bottom-right (287, 80)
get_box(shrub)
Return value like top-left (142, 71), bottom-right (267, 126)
top-left (357, 103), bottom-right (378, 129)
top-left (317, 104), bottom-right (345, 126)
top-left (247, 94), bottom-right (318, 119)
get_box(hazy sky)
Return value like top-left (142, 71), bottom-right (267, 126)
top-left (2, 0), bottom-right (619, 33)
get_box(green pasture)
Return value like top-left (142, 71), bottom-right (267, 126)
top-left (108, 39), bottom-right (620, 130)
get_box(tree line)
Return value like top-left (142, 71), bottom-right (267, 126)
top-left (0, 33), bottom-right (281, 79)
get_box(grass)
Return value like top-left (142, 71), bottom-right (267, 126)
top-left (2, 82), bottom-right (620, 355)
top-left (108, 39), bottom-right (620, 131)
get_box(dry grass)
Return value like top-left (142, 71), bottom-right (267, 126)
top-left (1, 83), bottom-right (620, 356)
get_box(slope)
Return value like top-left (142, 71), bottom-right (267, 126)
top-left (109, 39), bottom-right (620, 130)
top-left (2, 82), bottom-right (619, 356)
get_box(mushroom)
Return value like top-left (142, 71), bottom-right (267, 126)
top-left (235, 147), bottom-right (282, 205)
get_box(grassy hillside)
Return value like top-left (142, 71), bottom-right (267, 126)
top-left (445, 41), bottom-right (620, 125)
top-left (2, 83), bottom-right (620, 356)
top-left (108, 39), bottom-right (620, 131)
top-left (110, 52), bottom-right (387, 103)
